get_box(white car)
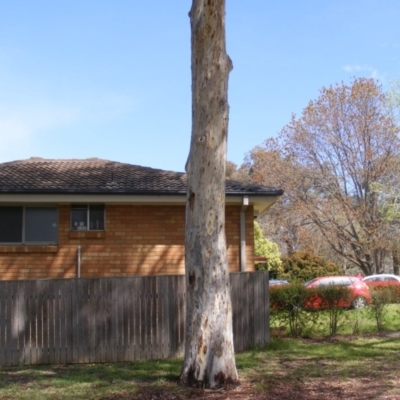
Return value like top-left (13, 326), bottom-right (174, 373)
top-left (362, 274), bottom-right (400, 284)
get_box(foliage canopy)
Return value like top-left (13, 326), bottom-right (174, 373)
top-left (281, 251), bottom-right (342, 283)
top-left (248, 78), bottom-right (400, 275)
top-left (254, 221), bottom-right (282, 276)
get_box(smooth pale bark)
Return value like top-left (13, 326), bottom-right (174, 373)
top-left (179, 0), bottom-right (238, 389)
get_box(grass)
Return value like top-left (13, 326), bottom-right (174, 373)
top-left (0, 359), bottom-right (184, 400)
top-left (1, 304), bottom-right (399, 399)
top-left (270, 303), bottom-right (400, 337)
top-left (1, 335), bottom-right (400, 399)
top-left (241, 336), bottom-right (400, 398)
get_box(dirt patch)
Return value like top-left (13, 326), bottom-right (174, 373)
top-left (131, 382), bottom-right (267, 399)
top-left (108, 373), bottom-right (400, 400)
top-left (120, 333), bottom-right (400, 400)
top-left (383, 330), bottom-right (400, 338)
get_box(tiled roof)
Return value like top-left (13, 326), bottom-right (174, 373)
top-left (0, 158), bottom-right (283, 196)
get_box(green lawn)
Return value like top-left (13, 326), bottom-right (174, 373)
top-left (271, 303), bottom-right (400, 337)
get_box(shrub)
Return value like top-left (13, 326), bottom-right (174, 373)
top-left (306, 285), bottom-right (352, 310)
top-left (365, 282), bottom-right (400, 303)
top-left (270, 283), bottom-right (308, 310)
top-left (254, 221), bottom-right (282, 277)
top-left (270, 284), bottom-right (353, 336)
top-left (281, 252), bottom-right (342, 283)
top-left (270, 284), bottom-right (319, 337)
top-left (313, 286), bottom-right (352, 335)
top-left (367, 287), bottom-right (394, 331)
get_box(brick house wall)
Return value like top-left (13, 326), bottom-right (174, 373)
top-left (0, 204), bottom-right (255, 280)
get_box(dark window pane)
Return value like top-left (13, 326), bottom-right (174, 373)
top-left (89, 205), bottom-right (105, 230)
top-left (0, 207), bottom-right (23, 243)
top-left (71, 205), bottom-right (88, 230)
top-left (25, 207), bottom-right (58, 243)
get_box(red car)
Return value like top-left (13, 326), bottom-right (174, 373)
top-left (304, 276), bottom-right (372, 309)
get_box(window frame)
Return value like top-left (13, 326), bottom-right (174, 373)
top-left (70, 204), bottom-right (105, 232)
top-left (0, 206), bottom-right (59, 245)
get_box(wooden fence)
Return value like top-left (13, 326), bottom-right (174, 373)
top-left (0, 272), bottom-right (270, 367)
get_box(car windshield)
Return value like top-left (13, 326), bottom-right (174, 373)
top-left (304, 278), bottom-right (319, 287)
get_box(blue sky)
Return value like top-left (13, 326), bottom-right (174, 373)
top-left (0, 1), bottom-right (399, 173)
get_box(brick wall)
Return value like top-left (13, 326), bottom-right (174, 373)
top-left (0, 204), bottom-right (255, 280)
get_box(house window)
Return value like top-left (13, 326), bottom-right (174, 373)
top-left (71, 204), bottom-right (105, 231)
top-left (0, 206), bottom-right (58, 244)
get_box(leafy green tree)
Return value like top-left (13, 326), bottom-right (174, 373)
top-left (281, 251), bottom-right (342, 283)
top-left (254, 221), bottom-right (282, 277)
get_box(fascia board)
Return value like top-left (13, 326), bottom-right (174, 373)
top-left (0, 194), bottom-right (279, 214)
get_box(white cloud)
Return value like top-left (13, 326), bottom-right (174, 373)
top-left (343, 65), bottom-right (362, 72)
top-left (342, 64), bottom-right (385, 82)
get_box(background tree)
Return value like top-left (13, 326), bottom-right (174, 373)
top-left (226, 161), bottom-right (238, 179)
top-left (248, 78), bottom-right (400, 276)
top-left (281, 251), bottom-right (342, 283)
top-left (246, 146), bottom-right (341, 265)
top-left (370, 181), bottom-right (400, 275)
top-left (388, 78), bottom-right (400, 122)
top-left (254, 221), bottom-right (283, 277)
top-left (179, 0), bottom-right (238, 389)
top-left (226, 160), bottom-right (252, 182)
top-left (382, 78), bottom-right (400, 275)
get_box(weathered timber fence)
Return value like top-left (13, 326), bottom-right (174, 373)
top-left (0, 272), bottom-right (270, 367)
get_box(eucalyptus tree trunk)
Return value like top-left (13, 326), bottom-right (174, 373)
top-left (179, 0), bottom-right (238, 389)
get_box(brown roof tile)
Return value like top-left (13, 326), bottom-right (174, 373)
top-left (0, 158), bottom-right (283, 196)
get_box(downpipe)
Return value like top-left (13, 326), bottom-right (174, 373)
top-left (77, 245), bottom-right (81, 278)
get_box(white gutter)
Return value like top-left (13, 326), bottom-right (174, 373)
top-left (240, 196), bottom-right (249, 272)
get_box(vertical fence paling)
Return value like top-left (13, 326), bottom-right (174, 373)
top-left (0, 272), bottom-right (269, 366)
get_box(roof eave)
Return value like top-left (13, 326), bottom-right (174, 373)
top-left (0, 191), bottom-right (282, 216)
